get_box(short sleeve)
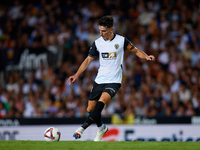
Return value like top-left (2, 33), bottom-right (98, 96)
top-left (88, 42), bottom-right (99, 57)
top-left (124, 38), bottom-right (135, 51)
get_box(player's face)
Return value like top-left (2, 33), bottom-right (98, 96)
top-left (99, 26), bottom-right (113, 40)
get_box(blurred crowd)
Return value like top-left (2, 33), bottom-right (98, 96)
top-left (0, 0), bottom-right (200, 119)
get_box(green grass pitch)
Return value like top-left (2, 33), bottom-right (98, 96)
top-left (0, 141), bottom-right (200, 150)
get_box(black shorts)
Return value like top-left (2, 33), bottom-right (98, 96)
top-left (89, 81), bottom-right (121, 101)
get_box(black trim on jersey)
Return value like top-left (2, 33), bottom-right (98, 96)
top-left (110, 34), bottom-right (116, 41)
top-left (124, 38), bottom-right (135, 51)
top-left (88, 42), bottom-right (99, 57)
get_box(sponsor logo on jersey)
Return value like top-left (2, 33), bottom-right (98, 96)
top-left (101, 52), bottom-right (117, 60)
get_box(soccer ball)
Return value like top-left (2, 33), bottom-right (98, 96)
top-left (44, 127), bottom-right (61, 141)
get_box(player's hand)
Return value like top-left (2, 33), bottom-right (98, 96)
top-left (146, 55), bottom-right (155, 61)
top-left (67, 74), bottom-right (78, 86)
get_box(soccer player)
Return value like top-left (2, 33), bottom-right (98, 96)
top-left (68, 16), bottom-right (155, 141)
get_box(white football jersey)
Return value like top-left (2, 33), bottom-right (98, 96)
top-left (89, 34), bottom-right (134, 84)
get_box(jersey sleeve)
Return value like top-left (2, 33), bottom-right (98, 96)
top-left (124, 38), bottom-right (135, 51)
top-left (88, 42), bottom-right (99, 57)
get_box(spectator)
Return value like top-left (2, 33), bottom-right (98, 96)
top-left (0, 0), bottom-right (200, 119)
top-left (22, 76), bottom-right (38, 95)
top-left (0, 101), bottom-right (6, 118)
top-left (6, 74), bottom-right (18, 93)
top-left (178, 84), bottom-right (191, 104)
top-left (191, 44), bottom-right (200, 66)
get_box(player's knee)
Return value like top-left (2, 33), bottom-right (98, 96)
top-left (87, 107), bottom-right (94, 113)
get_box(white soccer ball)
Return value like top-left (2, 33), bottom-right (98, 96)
top-left (44, 127), bottom-right (61, 141)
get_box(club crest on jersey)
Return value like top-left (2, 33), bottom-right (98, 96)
top-left (114, 44), bottom-right (119, 49)
top-left (102, 52), bottom-right (117, 60)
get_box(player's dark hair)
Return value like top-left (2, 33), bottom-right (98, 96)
top-left (98, 16), bottom-right (113, 28)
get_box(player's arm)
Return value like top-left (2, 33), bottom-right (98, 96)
top-left (125, 38), bottom-right (155, 61)
top-left (68, 42), bottom-right (98, 86)
top-left (68, 56), bottom-right (94, 85)
top-left (129, 47), bottom-right (155, 61)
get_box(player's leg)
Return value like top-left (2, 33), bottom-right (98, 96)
top-left (87, 100), bottom-right (97, 113)
top-left (93, 92), bottom-right (110, 141)
top-left (87, 100), bottom-right (103, 128)
top-left (81, 92), bottom-right (111, 130)
top-left (73, 100), bottom-right (97, 139)
top-left (73, 82), bottom-right (102, 139)
top-left (73, 82), bottom-right (121, 140)
top-left (78, 92), bottom-right (115, 141)
top-left (94, 83), bottom-right (121, 141)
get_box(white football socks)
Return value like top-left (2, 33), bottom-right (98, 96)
top-left (98, 124), bottom-right (105, 131)
top-left (78, 127), bottom-right (84, 132)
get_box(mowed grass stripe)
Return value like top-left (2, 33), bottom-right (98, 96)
top-left (0, 141), bottom-right (200, 150)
